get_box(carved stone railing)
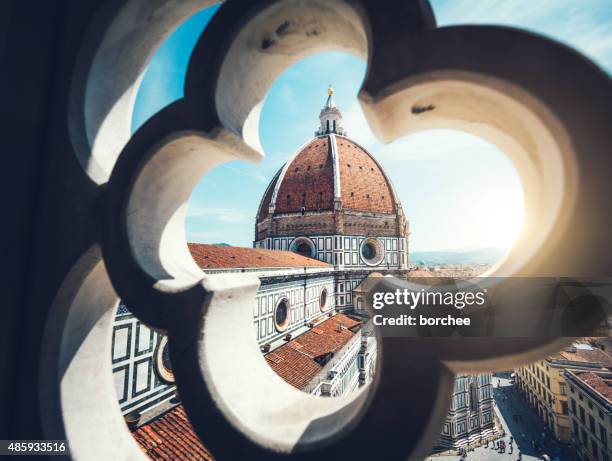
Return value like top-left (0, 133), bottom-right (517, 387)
top-left (37, 0), bottom-right (612, 459)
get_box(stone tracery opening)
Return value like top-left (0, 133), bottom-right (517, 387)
top-left (47, 0), bottom-right (608, 456)
top-left (105, 42), bottom-right (534, 460)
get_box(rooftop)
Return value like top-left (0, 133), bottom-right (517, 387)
top-left (265, 313), bottom-right (362, 389)
top-left (256, 89), bottom-right (400, 221)
top-left (132, 405), bottom-right (214, 460)
top-left (188, 243), bottom-right (330, 269)
top-left (568, 370), bottom-right (612, 403)
top-left (548, 344), bottom-right (612, 368)
top-left (130, 315), bottom-right (363, 458)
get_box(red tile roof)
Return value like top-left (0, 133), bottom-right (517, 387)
top-left (257, 134), bottom-right (397, 220)
top-left (549, 346), bottom-right (612, 367)
top-left (131, 316), bottom-right (362, 458)
top-left (188, 243), bottom-right (331, 269)
top-left (265, 314), bottom-right (362, 389)
top-left (336, 137), bottom-right (395, 214)
top-left (275, 136), bottom-right (335, 214)
top-left (572, 371), bottom-right (612, 402)
top-left (132, 405), bottom-right (214, 460)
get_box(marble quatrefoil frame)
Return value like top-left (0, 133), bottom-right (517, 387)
top-left (39, 0), bottom-right (612, 459)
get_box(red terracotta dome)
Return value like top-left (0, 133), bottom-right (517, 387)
top-left (257, 134), bottom-right (398, 220)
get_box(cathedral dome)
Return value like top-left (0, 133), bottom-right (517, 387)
top-left (257, 87), bottom-right (399, 222)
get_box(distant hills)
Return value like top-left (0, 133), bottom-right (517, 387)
top-left (410, 247), bottom-right (507, 265)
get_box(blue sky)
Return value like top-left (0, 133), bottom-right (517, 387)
top-left (132, 1), bottom-right (612, 251)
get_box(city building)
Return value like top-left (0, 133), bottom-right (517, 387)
top-left (437, 374), bottom-right (496, 450)
top-left (112, 244), bottom-right (376, 418)
top-left (565, 369), bottom-right (612, 461)
top-left (515, 343), bottom-right (612, 443)
top-left (110, 88), bottom-right (494, 458)
top-left (254, 85), bottom-right (409, 311)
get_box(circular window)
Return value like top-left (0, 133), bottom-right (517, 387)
top-left (155, 336), bottom-right (175, 383)
top-left (360, 238), bottom-right (385, 266)
top-left (296, 243), bottom-right (312, 257)
top-left (289, 237), bottom-right (315, 258)
top-left (362, 242), bottom-right (375, 260)
top-left (274, 298), bottom-right (290, 331)
top-left (320, 288), bottom-right (329, 311)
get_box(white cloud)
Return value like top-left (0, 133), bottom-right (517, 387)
top-left (187, 204), bottom-right (250, 223)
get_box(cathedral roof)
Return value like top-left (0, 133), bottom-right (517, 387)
top-left (257, 134), bottom-right (398, 220)
top-left (257, 87), bottom-right (400, 222)
top-left (188, 243), bottom-right (330, 269)
top-left (265, 313), bottom-right (362, 390)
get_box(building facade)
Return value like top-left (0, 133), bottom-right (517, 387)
top-left (516, 343), bottom-right (612, 444)
top-left (112, 244), bottom-right (375, 425)
top-left (254, 86), bottom-right (409, 311)
top-left (110, 88), bottom-right (494, 457)
top-left (112, 302), bottom-right (176, 418)
top-left (437, 374), bottom-right (496, 449)
top-left (566, 369), bottom-right (612, 461)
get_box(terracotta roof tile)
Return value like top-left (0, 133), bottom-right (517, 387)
top-left (132, 405), bottom-right (214, 460)
top-left (549, 347), bottom-right (612, 367)
top-left (336, 137), bottom-right (395, 214)
top-left (259, 134), bottom-right (397, 219)
top-left (188, 243), bottom-right (331, 269)
top-left (265, 314), bottom-right (362, 389)
top-left (571, 371), bottom-right (612, 402)
top-left (131, 317), bottom-right (362, 458)
top-left (275, 137), bottom-right (335, 213)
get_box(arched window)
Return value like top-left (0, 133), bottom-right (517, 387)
top-left (333, 120), bottom-right (336, 132)
top-left (320, 288), bottom-right (328, 311)
top-left (326, 119), bottom-right (330, 132)
top-left (290, 237), bottom-right (315, 258)
top-left (469, 382), bottom-right (479, 411)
